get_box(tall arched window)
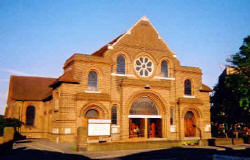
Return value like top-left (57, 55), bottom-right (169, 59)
top-left (88, 71), bottom-right (97, 91)
top-left (161, 60), bottom-right (168, 77)
top-left (117, 56), bottom-right (125, 74)
top-left (111, 106), bottom-right (117, 124)
top-left (184, 79), bottom-right (192, 95)
top-left (26, 106), bottom-right (35, 126)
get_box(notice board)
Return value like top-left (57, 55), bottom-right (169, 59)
top-left (88, 119), bottom-right (111, 136)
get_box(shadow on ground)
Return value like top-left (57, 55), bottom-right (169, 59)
top-left (113, 147), bottom-right (250, 160)
top-left (0, 147), bottom-right (90, 160)
top-left (0, 146), bottom-right (250, 160)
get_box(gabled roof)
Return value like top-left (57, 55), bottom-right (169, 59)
top-left (200, 84), bottom-right (213, 92)
top-left (8, 75), bottom-right (56, 101)
top-left (91, 16), bottom-right (176, 57)
top-left (92, 34), bottom-right (124, 57)
top-left (50, 70), bottom-right (80, 88)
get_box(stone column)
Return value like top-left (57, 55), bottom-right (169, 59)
top-left (144, 118), bottom-right (148, 138)
top-left (76, 127), bottom-right (87, 151)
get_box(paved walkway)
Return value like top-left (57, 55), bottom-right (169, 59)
top-left (1, 139), bottom-right (249, 159)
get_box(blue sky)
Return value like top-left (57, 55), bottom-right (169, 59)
top-left (0, 0), bottom-right (249, 114)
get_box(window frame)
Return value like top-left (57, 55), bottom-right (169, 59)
top-left (116, 55), bottom-right (126, 74)
top-left (88, 71), bottom-right (98, 91)
top-left (170, 108), bottom-right (174, 125)
top-left (184, 79), bottom-right (192, 96)
top-left (111, 106), bottom-right (118, 125)
top-left (26, 105), bottom-right (35, 126)
top-left (161, 60), bottom-right (169, 77)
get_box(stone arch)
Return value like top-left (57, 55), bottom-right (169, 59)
top-left (112, 51), bottom-right (132, 74)
top-left (84, 67), bottom-right (104, 91)
top-left (126, 90), bottom-right (167, 116)
top-left (79, 102), bottom-right (109, 119)
top-left (79, 102), bottom-right (109, 127)
top-left (158, 56), bottom-right (173, 77)
top-left (126, 91), bottom-right (167, 138)
top-left (181, 107), bottom-right (203, 138)
top-left (181, 106), bottom-right (202, 119)
top-left (130, 97), bottom-right (159, 115)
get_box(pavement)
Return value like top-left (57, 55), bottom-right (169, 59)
top-left (0, 139), bottom-right (250, 160)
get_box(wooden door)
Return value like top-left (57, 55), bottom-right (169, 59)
top-left (184, 111), bottom-right (196, 137)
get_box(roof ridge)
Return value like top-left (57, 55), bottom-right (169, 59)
top-left (11, 75), bottom-right (56, 79)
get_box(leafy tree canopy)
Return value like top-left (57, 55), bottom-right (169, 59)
top-left (211, 36), bottom-right (250, 127)
top-left (226, 36), bottom-right (250, 110)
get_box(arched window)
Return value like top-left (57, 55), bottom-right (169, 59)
top-left (184, 79), bottom-right (192, 95)
top-left (117, 56), bottom-right (125, 74)
top-left (85, 109), bottom-right (99, 118)
top-left (161, 60), bottom-right (168, 77)
top-left (130, 97), bottom-right (159, 115)
top-left (26, 106), bottom-right (35, 126)
top-left (111, 106), bottom-right (117, 124)
top-left (88, 71), bottom-right (97, 91)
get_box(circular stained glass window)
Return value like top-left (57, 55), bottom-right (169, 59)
top-left (134, 57), bottom-right (154, 77)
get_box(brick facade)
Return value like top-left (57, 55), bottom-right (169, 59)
top-left (4, 16), bottom-right (212, 143)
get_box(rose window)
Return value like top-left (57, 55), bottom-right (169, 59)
top-left (134, 57), bottom-right (154, 77)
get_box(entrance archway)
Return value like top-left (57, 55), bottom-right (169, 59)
top-left (80, 104), bottom-right (106, 127)
top-left (184, 111), bottom-right (196, 137)
top-left (129, 97), bottom-right (162, 138)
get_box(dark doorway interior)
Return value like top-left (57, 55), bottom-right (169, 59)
top-left (129, 118), bottom-right (145, 138)
top-left (148, 118), bottom-right (162, 138)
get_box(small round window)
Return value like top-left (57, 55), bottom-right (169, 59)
top-left (134, 57), bottom-right (154, 77)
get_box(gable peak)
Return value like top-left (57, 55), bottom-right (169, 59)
top-left (140, 15), bottom-right (149, 21)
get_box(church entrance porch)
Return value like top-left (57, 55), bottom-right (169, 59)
top-left (128, 97), bottom-right (163, 139)
top-left (129, 117), bottom-right (162, 138)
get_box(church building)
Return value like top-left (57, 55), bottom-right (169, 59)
top-left (4, 16), bottom-right (212, 144)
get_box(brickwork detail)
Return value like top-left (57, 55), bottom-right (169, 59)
top-left (5, 17), bottom-right (211, 143)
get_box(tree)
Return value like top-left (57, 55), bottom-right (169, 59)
top-left (226, 36), bottom-right (250, 110)
top-left (211, 36), bottom-right (250, 138)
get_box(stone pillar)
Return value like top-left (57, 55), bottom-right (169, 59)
top-left (76, 127), bottom-right (87, 151)
top-left (144, 118), bottom-right (148, 138)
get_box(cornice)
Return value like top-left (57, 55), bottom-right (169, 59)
top-left (178, 97), bottom-right (204, 105)
top-left (121, 78), bottom-right (171, 88)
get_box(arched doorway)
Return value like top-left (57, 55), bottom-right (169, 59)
top-left (184, 111), bottom-right (196, 137)
top-left (83, 109), bottom-right (99, 127)
top-left (129, 97), bottom-right (162, 138)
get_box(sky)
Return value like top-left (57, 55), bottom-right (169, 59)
top-left (0, 0), bottom-right (249, 115)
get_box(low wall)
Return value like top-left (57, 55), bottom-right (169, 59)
top-left (0, 127), bottom-right (15, 154)
top-left (208, 138), bottom-right (244, 146)
top-left (87, 140), bottom-right (183, 151)
top-left (86, 138), bottom-right (245, 151)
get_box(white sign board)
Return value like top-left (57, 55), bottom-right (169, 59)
top-left (170, 125), bottom-right (176, 132)
top-left (205, 124), bottom-right (211, 132)
top-left (88, 119), bottom-right (111, 136)
top-left (111, 125), bottom-right (120, 134)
